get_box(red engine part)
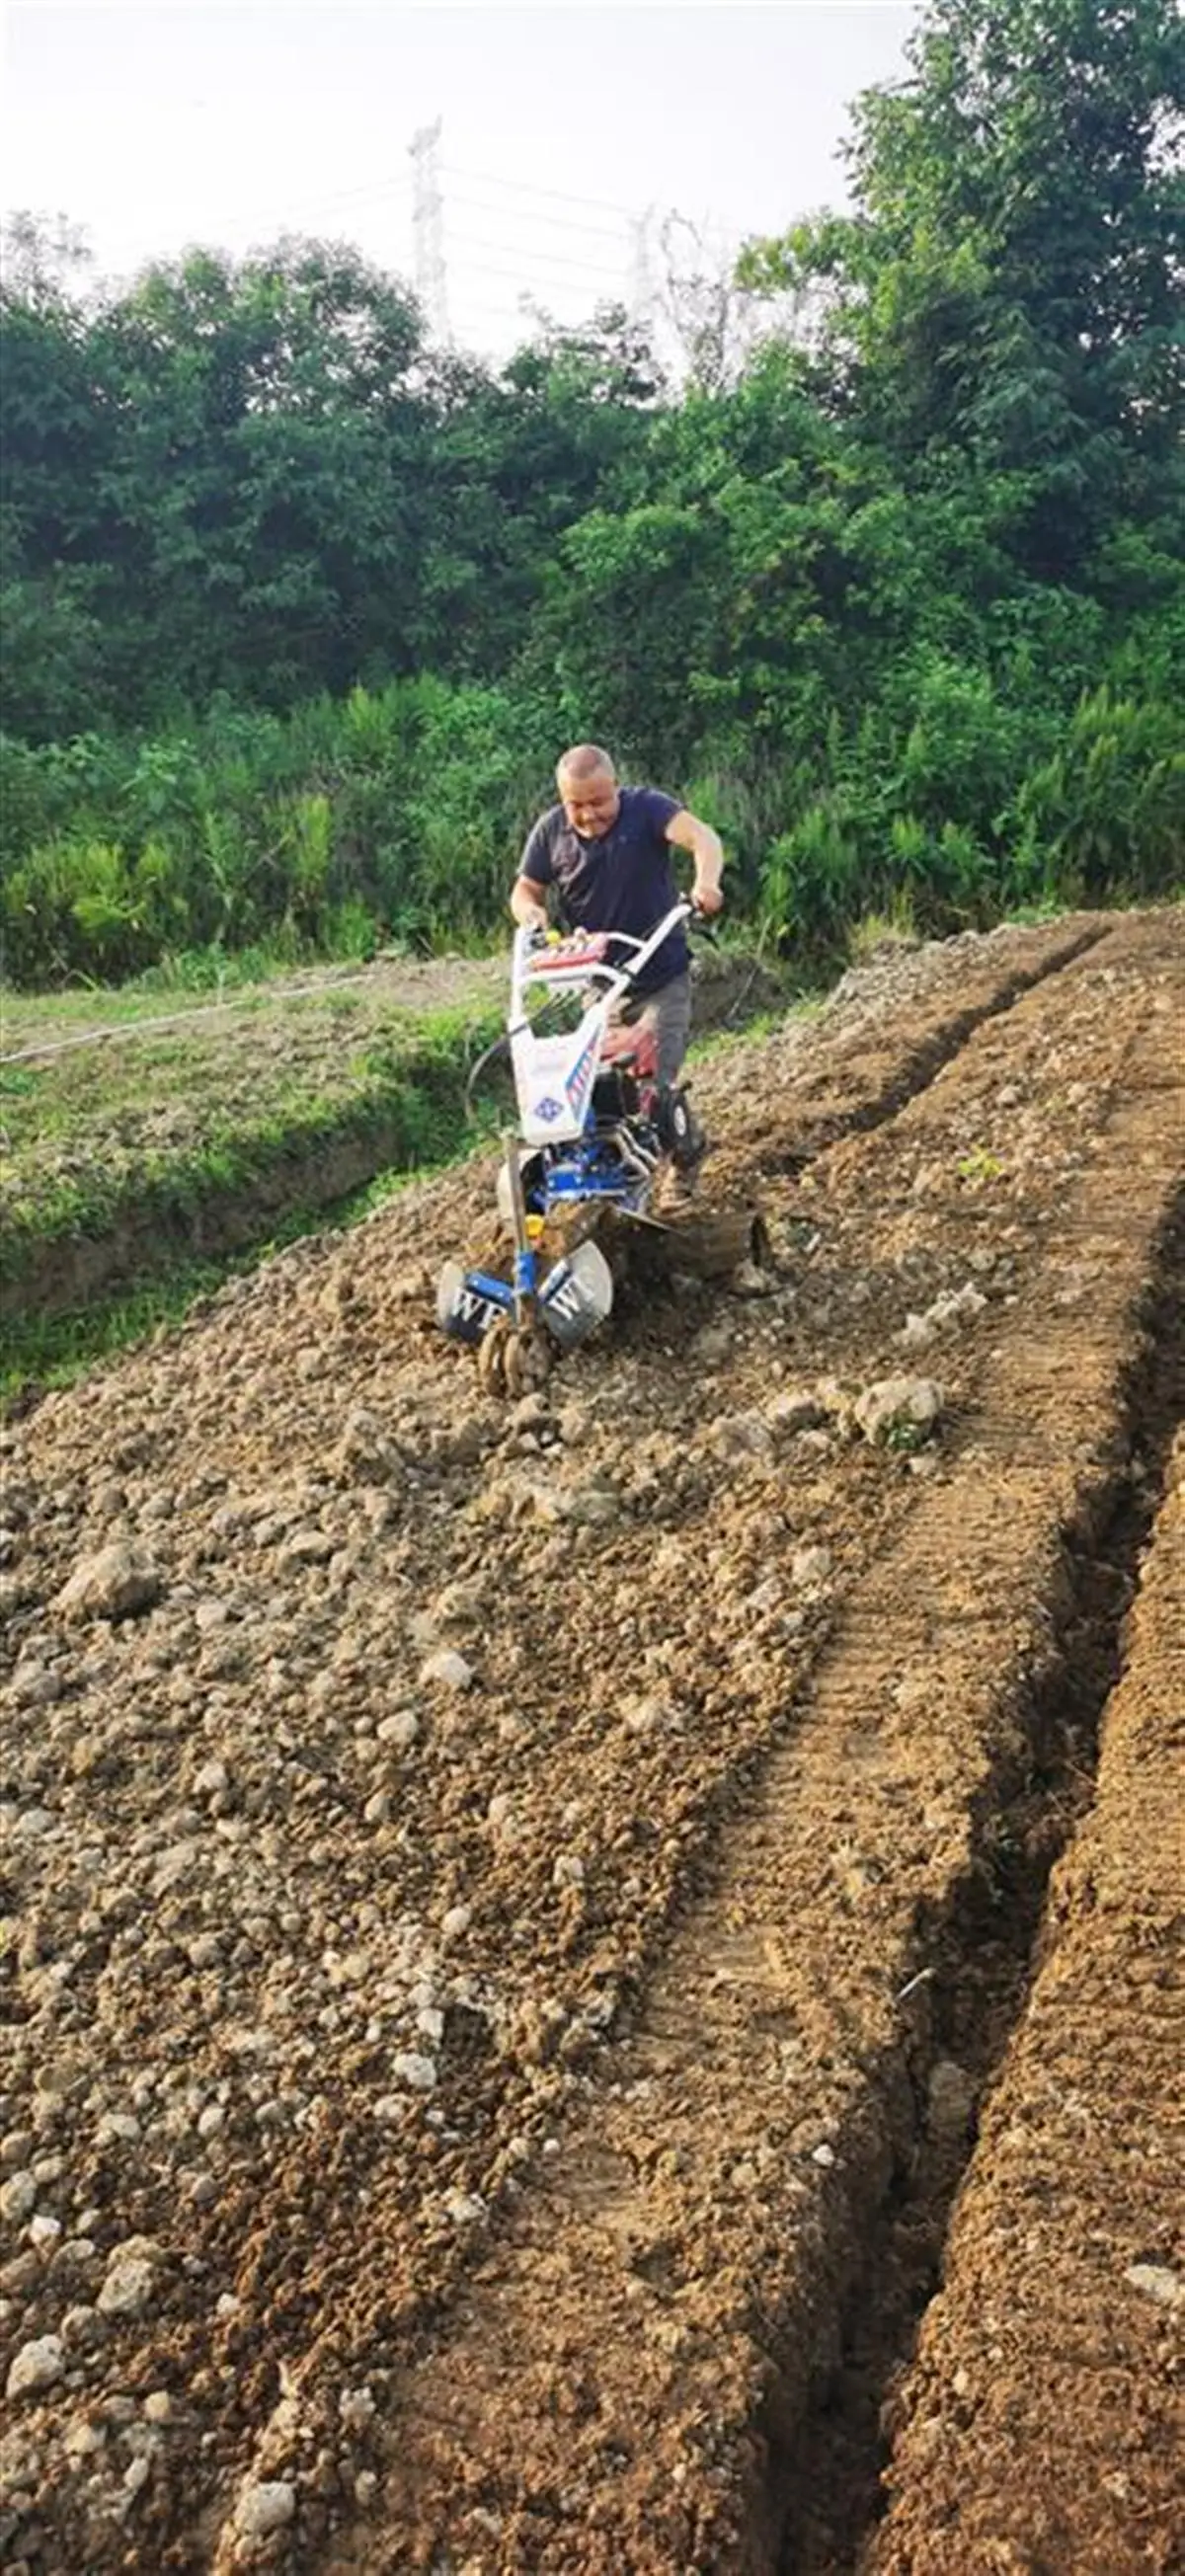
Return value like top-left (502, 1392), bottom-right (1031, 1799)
top-left (525, 935), bottom-right (610, 974)
top-left (600, 1021), bottom-right (660, 1080)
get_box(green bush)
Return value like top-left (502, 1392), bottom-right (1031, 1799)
top-left (1012, 685), bottom-right (1184, 902)
top-left (2, 834), bottom-right (181, 981)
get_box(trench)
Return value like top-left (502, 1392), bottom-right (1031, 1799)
top-left (753, 920), bottom-right (1106, 1169)
top-left (773, 1186), bottom-right (1185, 2575)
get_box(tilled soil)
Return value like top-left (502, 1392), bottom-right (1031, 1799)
top-left (868, 1428), bottom-right (1183, 2576)
top-left (1, 909), bottom-right (1182, 2574)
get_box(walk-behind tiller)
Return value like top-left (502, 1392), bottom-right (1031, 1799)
top-left (436, 898), bottom-right (769, 1395)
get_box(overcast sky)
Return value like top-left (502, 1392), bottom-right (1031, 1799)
top-left (3, 2), bottom-right (916, 353)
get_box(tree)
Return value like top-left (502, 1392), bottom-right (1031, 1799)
top-left (741, 0), bottom-right (1184, 579)
top-left (89, 238), bottom-right (434, 706)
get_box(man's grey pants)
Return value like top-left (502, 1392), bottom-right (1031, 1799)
top-left (604, 972), bottom-right (692, 1090)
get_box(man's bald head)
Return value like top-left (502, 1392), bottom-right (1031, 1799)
top-left (556, 743), bottom-right (616, 789)
top-left (556, 745), bottom-right (620, 839)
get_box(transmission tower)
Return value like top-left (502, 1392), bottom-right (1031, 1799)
top-left (627, 203), bottom-right (660, 336)
top-left (410, 118), bottom-right (448, 342)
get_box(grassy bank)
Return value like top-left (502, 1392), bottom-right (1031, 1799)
top-left (1, 993), bottom-right (503, 1314)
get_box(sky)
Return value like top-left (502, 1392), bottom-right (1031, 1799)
top-left (2, 1), bottom-right (916, 355)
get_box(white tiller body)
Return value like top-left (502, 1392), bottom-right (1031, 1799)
top-left (509, 904), bottom-right (687, 1146)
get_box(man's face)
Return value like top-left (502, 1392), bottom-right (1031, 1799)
top-left (558, 768), bottom-right (619, 839)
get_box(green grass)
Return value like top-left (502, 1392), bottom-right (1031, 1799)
top-left (1, 1092), bottom-right (502, 1402)
top-left (0, 992), bottom-right (504, 1268)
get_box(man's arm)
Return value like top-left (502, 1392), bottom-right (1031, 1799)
top-left (665, 808), bottom-right (725, 914)
top-left (512, 813), bottom-right (555, 929)
top-left (511, 874), bottom-right (550, 930)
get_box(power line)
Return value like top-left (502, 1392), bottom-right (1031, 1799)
top-left (443, 188), bottom-right (629, 246)
top-left (440, 163), bottom-right (643, 221)
top-left (447, 236), bottom-right (628, 286)
top-left (99, 173), bottom-right (413, 274)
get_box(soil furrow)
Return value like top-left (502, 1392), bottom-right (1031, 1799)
top-left (781, 1231), bottom-right (1184, 2573)
top-left (719, 913), bottom-right (1106, 1185)
top-left (861, 1419), bottom-right (1184, 2576)
top-left (0, 911), bottom-right (1176, 2574)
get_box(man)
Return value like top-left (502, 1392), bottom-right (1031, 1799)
top-left (511, 743), bottom-right (725, 1191)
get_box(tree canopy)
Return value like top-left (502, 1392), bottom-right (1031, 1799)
top-left (2, 0), bottom-right (1181, 982)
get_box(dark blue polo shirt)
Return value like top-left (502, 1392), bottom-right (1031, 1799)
top-left (519, 786), bottom-right (688, 993)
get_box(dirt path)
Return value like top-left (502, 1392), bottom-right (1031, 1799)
top-left (1, 957), bottom-right (507, 1061)
top-left (0, 910), bottom-right (1181, 2573)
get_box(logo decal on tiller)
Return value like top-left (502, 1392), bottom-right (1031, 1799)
top-left (565, 1034), bottom-right (598, 1116)
top-left (533, 1095), bottom-right (564, 1124)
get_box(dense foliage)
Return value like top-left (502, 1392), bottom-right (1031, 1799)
top-left (2, 0), bottom-right (1181, 984)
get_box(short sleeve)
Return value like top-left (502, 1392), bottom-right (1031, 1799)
top-left (518, 813), bottom-right (556, 887)
top-left (636, 788), bottom-right (681, 837)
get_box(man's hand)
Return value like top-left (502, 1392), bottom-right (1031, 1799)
top-left (511, 874), bottom-right (550, 933)
top-left (666, 808), bottom-right (725, 914)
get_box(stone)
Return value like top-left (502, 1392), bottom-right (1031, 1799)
top-left (1125, 2262), bottom-right (1184, 2311)
top-left (711, 1413), bottom-right (774, 1462)
top-left (729, 1259), bottom-right (775, 1298)
top-left (97, 2255), bottom-right (155, 2317)
top-left (338, 2384), bottom-right (377, 2432)
top-left (234, 2480), bottom-right (296, 2539)
top-left (376, 1709), bottom-right (420, 1749)
top-left (764, 1388), bottom-right (829, 1437)
top-left (7, 2335), bottom-right (65, 2399)
top-left (690, 1323), bottom-right (732, 1364)
top-left (279, 1527), bottom-right (334, 1568)
top-left (64, 2415), bottom-right (106, 2458)
top-left (420, 1650), bottom-right (474, 1692)
top-left (441, 2190), bottom-right (485, 2226)
top-left (193, 1759), bottom-right (229, 1799)
top-left (334, 1410), bottom-right (402, 1485)
top-left (12, 1665), bottom-right (63, 1709)
top-left (392, 2053), bottom-right (436, 2093)
top-left (926, 2058), bottom-right (976, 2138)
top-left (852, 1376), bottom-right (943, 1445)
top-left (0, 2170), bottom-right (38, 2225)
top-left (54, 1544), bottom-right (161, 1623)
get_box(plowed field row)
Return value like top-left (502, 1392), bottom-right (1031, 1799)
top-left (0, 909), bottom-right (1180, 2574)
top-left (869, 1428), bottom-right (1183, 2576)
